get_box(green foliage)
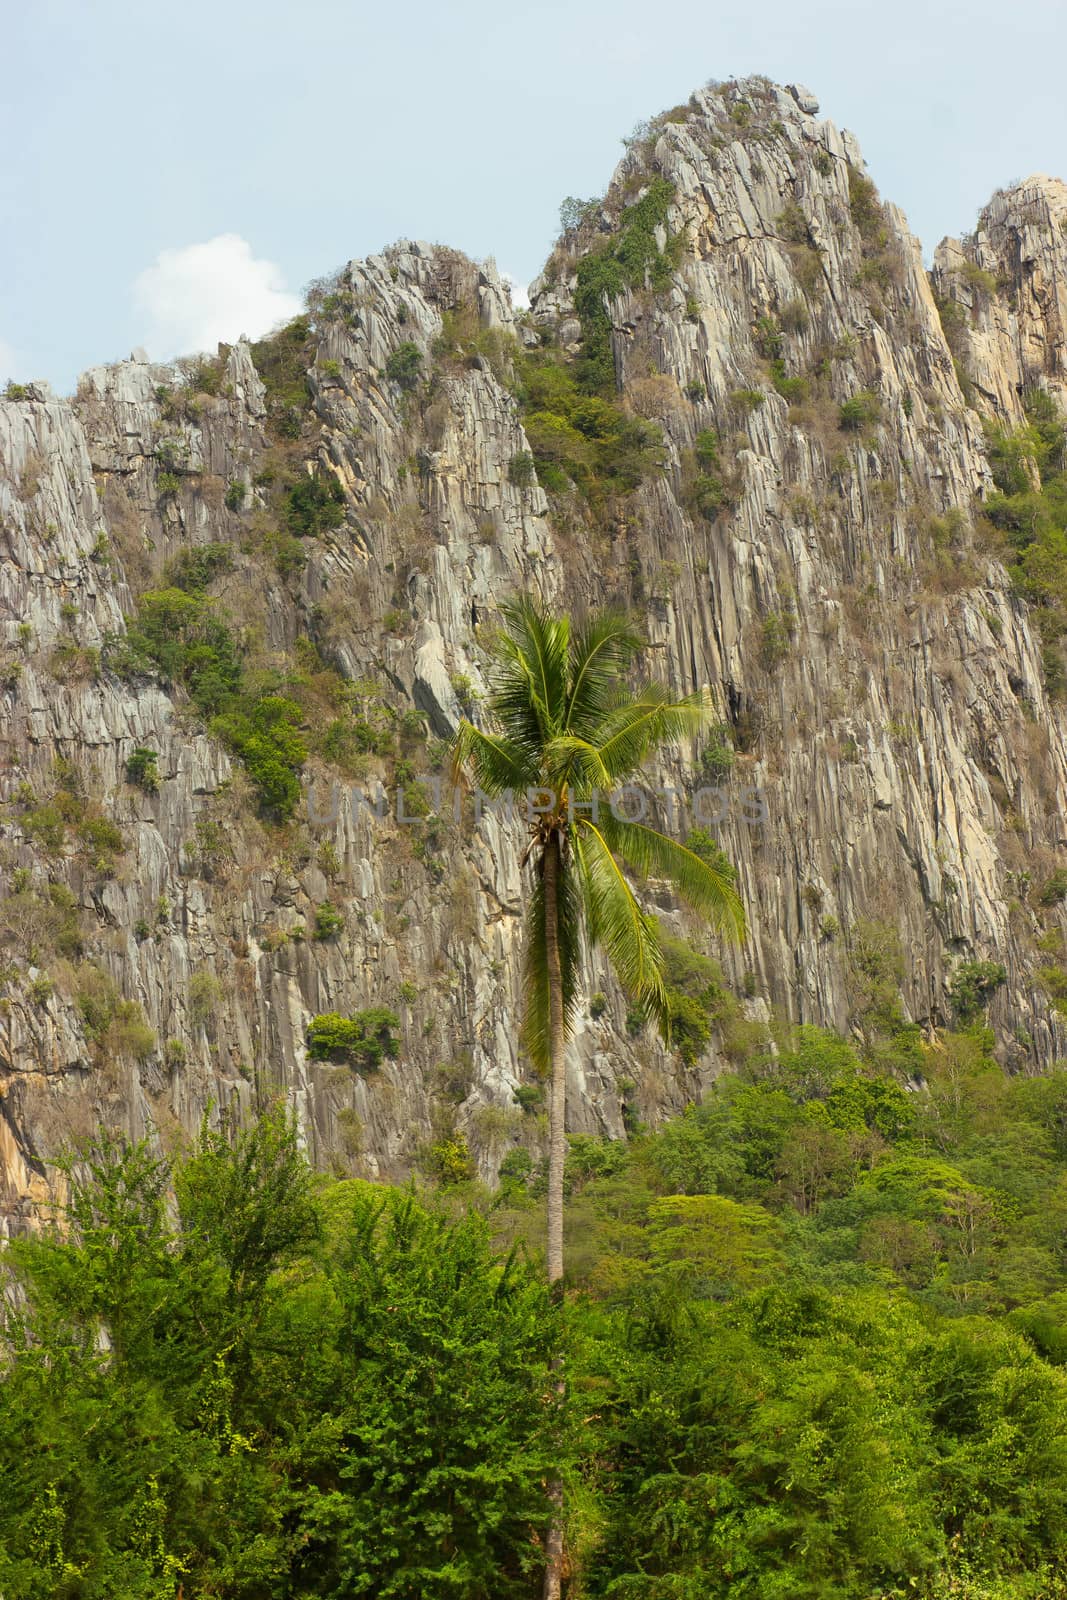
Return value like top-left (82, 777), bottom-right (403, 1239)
top-left (75, 965), bottom-right (155, 1057)
top-left (729, 387), bottom-right (765, 414)
top-left (949, 959), bottom-right (1007, 1023)
top-left (450, 601), bottom-right (744, 1073)
top-left (420, 1134), bottom-right (475, 1185)
top-left (559, 194), bottom-right (600, 231)
top-left (699, 721), bottom-right (734, 782)
top-left (125, 747), bottom-right (160, 793)
top-left (113, 589), bottom-right (305, 818)
top-left (385, 341), bottom-right (423, 389)
top-left (1039, 869), bottom-right (1067, 906)
top-left (306, 1008), bottom-right (400, 1070)
top-left (847, 165), bottom-right (883, 237)
top-left (683, 429), bottom-right (730, 521)
top-left (572, 176), bottom-right (681, 394)
top-left (508, 450), bottom-right (535, 487)
top-left (658, 924), bottom-right (738, 1067)
top-left (505, 188), bottom-right (682, 504)
top-left (770, 359), bottom-right (808, 403)
top-left (838, 389), bottom-right (883, 431)
top-left (0, 1111), bottom-right (563, 1598)
top-left (980, 392), bottom-right (1067, 691)
top-left (212, 695), bottom-right (307, 818)
top-left (167, 541), bottom-right (234, 592)
top-left (10, 1020), bottom-right (1067, 1595)
top-left (251, 316), bottom-right (312, 436)
top-left (313, 902), bottom-right (344, 941)
top-left (284, 469), bottom-right (345, 538)
top-left (759, 608), bottom-right (794, 670)
top-left (515, 350), bottom-right (664, 502)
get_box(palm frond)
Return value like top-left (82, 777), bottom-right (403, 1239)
top-left (595, 685), bottom-right (714, 782)
top-left (541, 734), bottom-right (612, 796)
top-left (493, 598), bottom-right (570, 748)
top-left (565, 609), bottom-right (644, 739)
top-left (572, 819), bottom-right (669, 1031)
top-left (596, 813), bottom-right (746, 941)
top-left (449, 721), bottom-right (538, 797)
top-left (522, 849), bottom-right (584, 1075)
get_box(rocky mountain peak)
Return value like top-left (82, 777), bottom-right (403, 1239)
top-left (2, 76), bottom-right (1067, 1225)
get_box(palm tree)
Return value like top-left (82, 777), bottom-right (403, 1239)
top-left (451, 598), bottom-right (745, 1598)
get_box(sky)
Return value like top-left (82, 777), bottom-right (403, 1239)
top-left (3, 0), bottom-right (1066, 393)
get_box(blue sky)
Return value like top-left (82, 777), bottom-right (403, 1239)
top-left (4, 0), bottom-right (1066, 392)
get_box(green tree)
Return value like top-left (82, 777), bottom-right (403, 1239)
top-left (450, 598), bottom-right (744, 1597)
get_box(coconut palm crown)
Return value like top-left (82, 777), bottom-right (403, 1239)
top-left (451, 599), bottom-right (745, 1261)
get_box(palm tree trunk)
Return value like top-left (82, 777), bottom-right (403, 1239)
top-left (543, 829), bottom-right (567, 1287)
top-left (541, 828), bottom-right (566, 1600)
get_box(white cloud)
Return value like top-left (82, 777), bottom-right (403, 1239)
top-left (132, 234), bottom-right (302, 359)
top-left (501, 272), bottom-right (530, 310)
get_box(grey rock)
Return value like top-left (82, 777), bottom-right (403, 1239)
top-left (787, 83), bottom-right (819, 114)
top-left (0, 76), bottom-right (1066, 1223)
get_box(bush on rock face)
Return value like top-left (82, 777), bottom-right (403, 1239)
top-left (306, 1008), bottom-right (400, 1071)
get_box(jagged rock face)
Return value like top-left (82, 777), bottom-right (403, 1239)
top-left (1, 74), bottom-right (1067, 1224)
top-left (933, 175), bottom-right (1067, 422)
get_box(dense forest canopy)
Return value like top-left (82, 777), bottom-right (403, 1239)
top-left (6, 1020), bottom-right (1067, 1598)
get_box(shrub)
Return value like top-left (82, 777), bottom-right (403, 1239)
top-left (116, 587), bottom-right (306, 817)
top-left (189, 970), bottom-right (223, 1025)
top-left (1039, 870), bottom-right (1067, 907)
top-left (250, 316), bottom-right (312, 435)
top-left (780, 297), bottom-right (809, 333)
top-left (589, 992), bottom-right (608, 1019)
top-left (20, 802), bottom-right (66, 853)
top-left (385, 342), bottom-right (423, 390)
top-left (689, 472), bottom-right (728, 519)
top-left (126, 747), bottom-right (160, 793)
top-left (117, 588), bottom-right (243, 712)
top-left (685, 828), bottom-right (737, 886)
top-left (700, 723), bottom-right (734, 782)
top-left (517, 360), bottom-right (664, 500)
top-left (508, 451), bottom-right (535, 487)
top-left (839, 390), bottom-right (882, 432)
top-left (771, 363), bottom-right (809, 403)
top-left (157, 471), bottom-right (182, 499)
top-left (78, 816), bottom-right (125, 875)
top-left (571, 176), bottom-right (680, 394)
top-left (76, 965), bottom-right (154, 1057)
top-left (847, 166), bottom-right (883, 237)
top-left (559, 195), bottom-right (600, 231)
top-left (948, 960), bottom-right (1007, 1023)
top-left (760, 610), bottom-right (794, 670)
top-left (306, 1008), bottom-right (400, 1071)
top-left (729, 388), bottom-right (765, 414)
top-left (167, 542), bottom-right (233, 593)
top-left (212, 696), bottom-right (307, 819)
top-left (313, 903), bottom-right (344, 941)
top-left (420, 1135), bottom-right (474, 1186)
top-left (225, 480), bottom-right (246, 512)
top-left (285, 470), bottom-right (345, 539)
top-left (685, 429), bottom-right (730, 520)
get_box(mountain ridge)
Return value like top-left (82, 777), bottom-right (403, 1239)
top-left (2, 73), bottom-right (1067, 1223)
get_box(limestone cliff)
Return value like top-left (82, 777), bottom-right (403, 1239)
top-left (2, 75), bottom-right (1066, 1225)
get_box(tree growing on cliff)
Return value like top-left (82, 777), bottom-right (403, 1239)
top-left (450, 598), bottom-right (745, 1597)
